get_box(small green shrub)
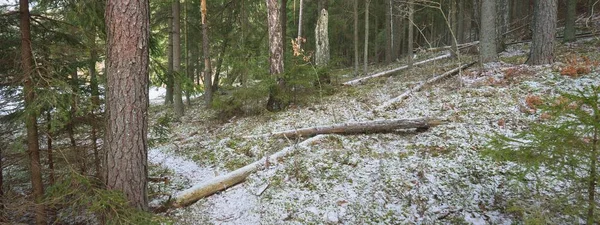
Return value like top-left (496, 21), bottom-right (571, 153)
top-left (148, 112), bottom-right (173, 148)
top-left (485, 85), bottom-right (600, 224)
top-left (44, 171), bottom-right (168, 225)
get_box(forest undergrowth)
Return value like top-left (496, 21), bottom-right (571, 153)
top-left (146, 36), bottom-right (600, 224)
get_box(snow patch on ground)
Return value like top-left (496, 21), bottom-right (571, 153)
top-left (147, 52), bottom-right (600, 224)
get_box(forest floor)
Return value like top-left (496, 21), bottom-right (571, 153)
top-left (147, 37), bottom-right (600, 224)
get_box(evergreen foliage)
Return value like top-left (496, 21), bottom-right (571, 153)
top-left (486, 85), bottom-right (600, 223)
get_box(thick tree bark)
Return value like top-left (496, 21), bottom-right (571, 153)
top-left (527, 0), bottom-right (557, 65)
top-left (564, 0), bottom-right (577, 42)
top-left (408, 0), bottom-right (414, 68)
top-left (353, 0), bottom-right (359, 76)
top-left (105, 0), bottom-right (150, 210)
top-left (377, 62), bottom-right (476, 111)
top-left (172, 135), bottom-right (327, 208)
top-left (245, 118), bottom-right (442, 139)
top-left (201, 0), bottom-right (213, 106)
top-left (20, 0), bottom-right (46, 223)
top-left (480, 0), bottom-right (498, 63)
top-left (363, 0), bottom-right (370, 75)
top-left (266, 0), bottom-right (286, 111)
top-left (173, 0), bottom-right (185, 117)
top-left (165, 12), bottom-right (174, 105)
top-left (343, 53), bottom-right (452, 86)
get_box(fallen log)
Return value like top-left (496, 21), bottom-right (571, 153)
top-left (171, 135), bottom-right (327, 208)
top-left (343, 53), bottom-right (452, 86)
top-left (244, 118), bottom-right (443, 139)
top-left (376, 62), bottom-right (476, 111)
top-left (422, 41), bottom-right (479, 53)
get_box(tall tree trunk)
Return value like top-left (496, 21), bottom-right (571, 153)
top-left (266, 0), bottom-right (285, 111)
top-left (408, 0), bottom-right (414, 68)
top-left (472, 0), bottom-right (480, 41)
top-left (173, 0), bottom-right (185, 117)
top-left (363, 0), bottom-right (370, 75)
top-left (165, 12), bottom-right (174, 105)
top-left (213, 38), bottom-right (228, 92)
top-left (496, 0), bottom-right (509, 52)
top-left (297, 0), bottom-right (304, 51)
top-left (564, 0), bottom-right (577, 42)
top-left (184, 0), bottom-right (191, 106)
top-left (385, 0), bottom-right (392, 64)
top-left (104, 0), bottom-right (149, 210)
top-left (527, 0), bottom-right (557, 65)
top-left (480, 0), bottom-right (498, 63)
top-left (353, 0), bottom-right (359, 76)
top-left (201, 0), bottom-right (213, 106)
top-left (46, 110), bottom-right (55, 185)
top-left (450, 0), bottom-right (459, 56)
top-left (20, 0), bottom-right (46, 223)
top-left (280, 0), bottom-right (287, 55)
top-left (315, 6), bottom-right (329, 66)
top-left (458, 0), bottom-right (466, 43)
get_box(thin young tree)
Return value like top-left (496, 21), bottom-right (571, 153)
top-left (528, 0), bottom-right (557, 65)
top-left (165, 10), bottom-right (174, 105)
top-left (201, 0), bottom-right (213, 106)
top-left (564, 0), bottom-right (577, 42)
top-left (354, 0), bottom-right (359, 76)
top-left (104, 0), bottom-right (150, 210)
top-left (480, 0), bottom-right (498, 63)
top-left (19, 0), bottom-right (46, 223)
top-left (407, 0), bottom-right (414, 68)
top-left (363, 0), bottom-right (370, 75)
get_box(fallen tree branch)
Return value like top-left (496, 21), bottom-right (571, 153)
top-left (244, 118), bottom-right (443, 139)
top-left (422, 41), bottom-right (479, 53)
top-left (343, 53), bottom-right (452, 86)
top-left (376, 62), bottom-right (476, 111)
top-left (171, 135), bottom-right (327, 208)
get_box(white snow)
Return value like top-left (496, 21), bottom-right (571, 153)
top-left (146, 44), bottom-right (600, 224)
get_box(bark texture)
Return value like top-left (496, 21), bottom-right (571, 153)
top-left (201, 0), bottom-right (213, 106)
top-left (20, 0), bottom-right (46, 223)
top-left (315, 8), bottom-right (329, 66)
top-left (527, 0), bottom-right (557, 65)
top-left (172, 135), bottom-right (326, 207)
top-left (266, 0), bottom-right (285, 111)
top-left (105, 0), bottom-right (150, 210)
top-left (480, 0), bottom-right (497, 63)
top-left (165, 13), bottom-right (174, 105)
top-left (173, 0), bottom-right (185, 117)
top-left (245, 118), bottom-right (442, 139)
